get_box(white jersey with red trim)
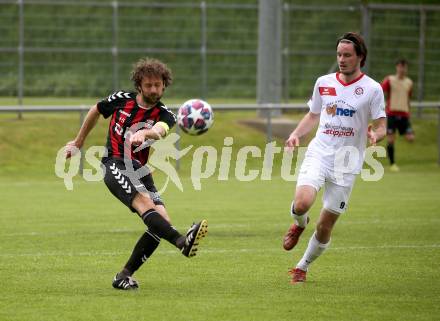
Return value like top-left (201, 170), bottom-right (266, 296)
top-left (305, 72), bottom-right (386, 174)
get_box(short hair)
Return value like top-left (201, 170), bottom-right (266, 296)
top-left (395, 58), bottom-right (408, 66)
top-left (131, 57), bottom-right (173, 90)
top-left (336, 32), bottom-right (368, 67)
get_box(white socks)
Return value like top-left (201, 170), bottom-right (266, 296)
top-left (291, 201), bottom-right (308, 228)
top-left (296, 232), bottom-right (330, 271)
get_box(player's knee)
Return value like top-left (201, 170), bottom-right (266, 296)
top-left (406, 134), bottom-right (415, 142)
top-left (294, 199), bottom-right (312, 215)
top-left (155, 205), bottom-right (171, 223)
top-left (132, 193), bottom-right (155, 214)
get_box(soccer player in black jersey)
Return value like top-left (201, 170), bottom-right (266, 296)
top-left (64, 57), bottom-right (208, 290)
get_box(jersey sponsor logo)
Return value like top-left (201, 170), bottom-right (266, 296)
top-left (326, 105), bottom-right (337, 115)
top-left (323, 124), bottom-right (355, 137)
top-left (325, 104), bottom-right (356, 117)
top-left (319, 87), bottom-right (336, 96)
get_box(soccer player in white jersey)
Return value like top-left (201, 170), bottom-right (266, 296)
top-left (282, 32), bottom-right (387, 284)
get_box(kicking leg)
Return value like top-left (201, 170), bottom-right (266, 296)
top-left (132, 193), bottom-right (185, 248)
top-left (133, 193), bottom-right (208, 258)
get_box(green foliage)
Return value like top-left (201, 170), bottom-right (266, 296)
top-left (0, 1), bottom-right (439, 99)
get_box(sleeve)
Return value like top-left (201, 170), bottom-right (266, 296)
top-left (370, 85), bottom-right (386, 120)
top-left (157, 106), bottom-right (177, 132)
top-left (96, 91), bottom-right (128, 119)
top-left (307, 79), bottom-right (322, 114)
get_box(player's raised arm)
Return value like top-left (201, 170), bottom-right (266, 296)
top-left (65, 104), bottom-right (100, 158)
top-left (285, 111), bottom-right (320, 151)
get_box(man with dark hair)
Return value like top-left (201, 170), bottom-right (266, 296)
top-left (282, 32), bottom-right (386, 283)
top-left (381, 58), bottom-right (414, 172)
top-left (64, 57), bottom-right (208, 290)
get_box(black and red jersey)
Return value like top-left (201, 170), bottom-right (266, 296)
top-left (97, 90), bottom-right (176, 166)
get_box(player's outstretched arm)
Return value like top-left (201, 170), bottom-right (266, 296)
top-left (129, 122), bottom-right (169, 146)
top-left (285, 111), bottom-right (320, 151)
top-left (65, 104), bottom-right (101, 158)
top-left (367, 117), bottom-right (386, 146)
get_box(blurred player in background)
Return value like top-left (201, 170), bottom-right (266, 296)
top-left (381, 58), bottom-right (415, 172)
top-left (64, 57), bottom-right (208, 290)
top-left (282, 32), bottom-right (386, 284)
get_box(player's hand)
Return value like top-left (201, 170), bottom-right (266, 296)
top-left (367, 124), bottom-right (377, 146)
top-left (285, 133), bottom-right (300, 152)
top-left (129, 129), bottom-right (147, 146)
top-left (65, 140), bottom-right (81, 159)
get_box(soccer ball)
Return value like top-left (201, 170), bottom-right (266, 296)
top-left (177, 99), bottom-right (214, 135)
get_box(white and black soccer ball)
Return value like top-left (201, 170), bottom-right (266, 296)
top-left (177, 99), bottom-right (214, 135)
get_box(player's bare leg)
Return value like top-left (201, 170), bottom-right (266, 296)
top-left (294, 185), bottom-right (317, 215)
top-left (149, 203), bottom-right (171, 223)
top-left (315, 208), bottom-right (339, 243)
top-left (132, 193), bottom-right (162, 217)
top-left (283, 185), bottom-right (316, 250)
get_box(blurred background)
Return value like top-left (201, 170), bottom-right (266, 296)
top-left (1, 3), bottom-right (439, 320)
top-left (0, 0), bottom-right (439, 175)
top-left (1, 0), bottom-right (439, 103)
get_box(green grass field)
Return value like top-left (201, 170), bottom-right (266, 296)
top-left (0, 109), bottom-right (439, 321)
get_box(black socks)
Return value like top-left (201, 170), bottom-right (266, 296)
top-left (387, 143), bottom-right (395, 164)
top-left (140, 209), bottom-right (184, 248)
top-left (119, 209), bottom-right (186, 278)
top-left (123, 230), bottom-right (160, 276)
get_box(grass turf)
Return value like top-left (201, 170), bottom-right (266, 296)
top-left (0, 110), bottom-right (439, 320)
top-left (0, 173), bottom-right (439, 321)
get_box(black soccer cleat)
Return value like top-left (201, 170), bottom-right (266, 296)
top-left (181, 220), bottom-right (208, 258)
top-left (112, 273), bottom-right (139, 290)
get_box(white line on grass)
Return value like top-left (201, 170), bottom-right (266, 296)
top-left (1, 244), bottom-right (439, 258)
top-left (3, 218), bottom-right (440, 237)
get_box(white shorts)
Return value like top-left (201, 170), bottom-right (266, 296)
top-left (296, 156), bottom-right (356, 214)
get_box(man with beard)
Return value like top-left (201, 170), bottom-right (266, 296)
top-left (64, 57), bottom-right (208, 290)
top-left (282, 32), bottom-right (386, 284)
